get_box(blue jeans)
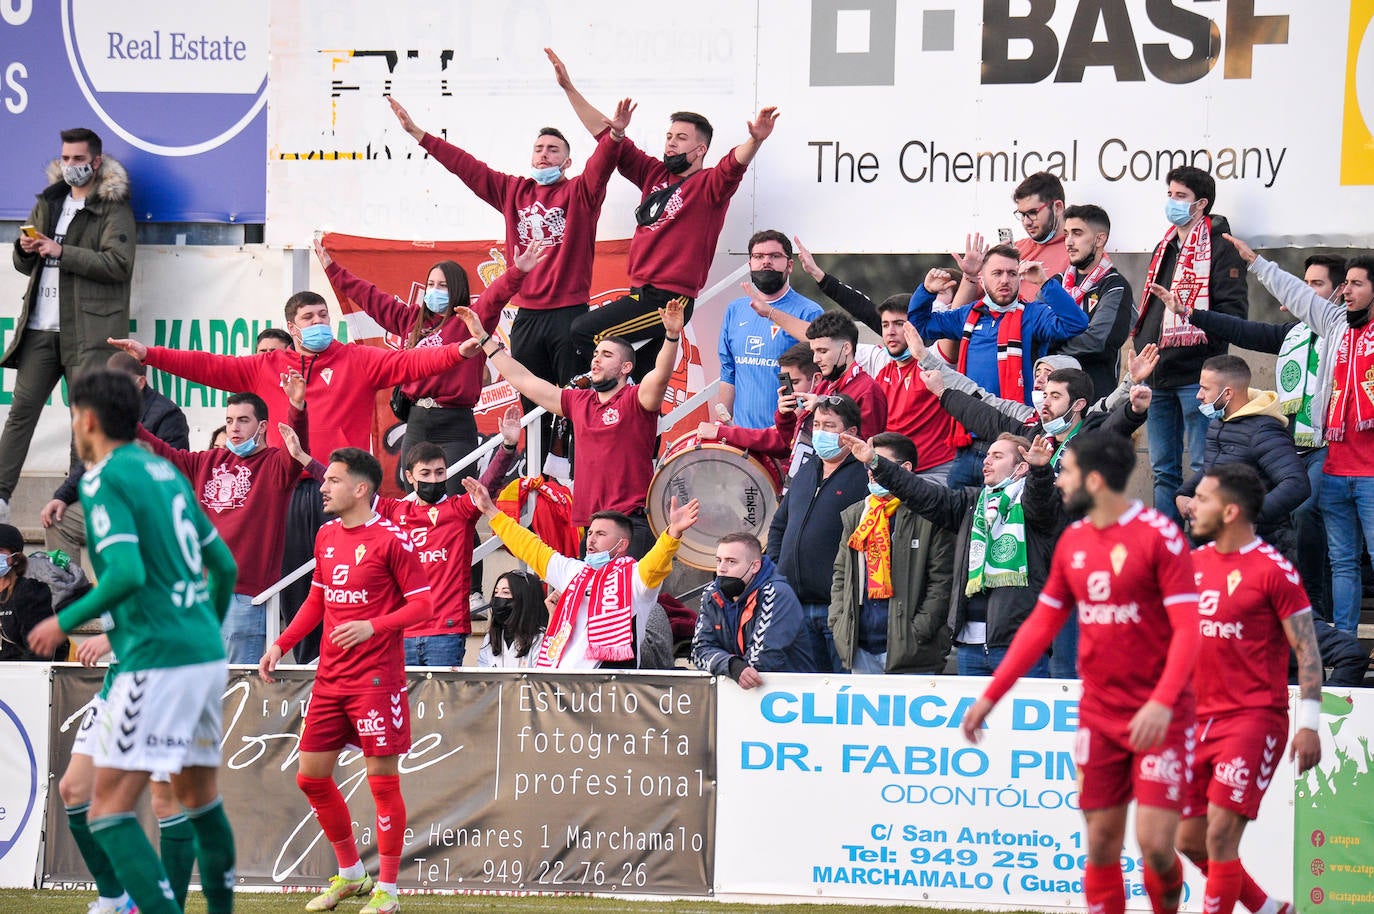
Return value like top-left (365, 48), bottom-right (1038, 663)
top-left (1295, 448), bottom-right (1331, 622)
top-left (1146, 384), bottom-right (1208, 524)
top-left (1049, 612), bottom-right (1078, 679)
top-left (1319, 473), bottom-right (1374, 634)
top-left (404, 634), bottom-right (467, 667)
top-left (946, 447), bottom-right (987, 490)
top-left (221, 593), bottom-right (265, 664)
top-left (801, 602), bottom-right (843, 674)
top-left (956, 643), bottom-right (1050, 678)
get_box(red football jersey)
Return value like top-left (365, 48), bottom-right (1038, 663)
top-left (1036, 502), bottom-right (1198, 724)
top-left (875, 358), bottom-right (954, 471)
top-left (375, 494), bottom-right (481, 637)
top-left (308, 515), bottom-right (432, 693)
top-left (561, 385), bottom-right (658, 526)
top-left (1191, 538), bottom-right (1310, 718)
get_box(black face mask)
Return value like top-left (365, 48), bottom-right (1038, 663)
top-left (414, 480), bottom-right (446, 503)
top-left (751, 269), bottom-right (786, 296)
top-left (490, 596), bottom-right (514, 626)
top-left (716, 575), bottom-right (748, 601)
top-left (1348, 307), bottom-right (1371, 329)
top-left (663, 152), bottom-right (691, 175)
top-left (590, 375), bottom-right (619, 393)
top-left (821, 357), bottom-right (849, 382)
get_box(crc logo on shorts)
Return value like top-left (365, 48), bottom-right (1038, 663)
top-left (1140, 748), bottom-right (1184, 799)
top-left (1214, 755), bottom-right (1252, 803)
top-left (356, 709), bottom-right (385, 736)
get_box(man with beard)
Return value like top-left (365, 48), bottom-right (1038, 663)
top-left (909, 245), bottom-right (1089, 488)
top-left (960, 432), bottom-right (1200, 914)
top-left (454, 300), bottom-right (684, 558)
top-left (716, 231), bottom-right (822, 429)
top-left (1052, 204), bottom-right (1135, 399)
top-left (1177, 463), bottom-right (1322, 914)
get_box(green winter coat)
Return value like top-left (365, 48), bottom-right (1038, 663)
top-left (830, 499), bottom-right (956, 673)
top-left (7, 156), bottom-right (134, 370)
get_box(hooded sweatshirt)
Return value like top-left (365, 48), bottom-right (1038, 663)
top-left (1177, 388), bottom-right (1310, 553)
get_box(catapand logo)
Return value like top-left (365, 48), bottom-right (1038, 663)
top-left (0, 698), bottom-right (39, 864)
top-left (60, 0), bottom-right (267, 156)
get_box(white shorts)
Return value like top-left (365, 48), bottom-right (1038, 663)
top-left (95, 661), bottom-right (227, 774)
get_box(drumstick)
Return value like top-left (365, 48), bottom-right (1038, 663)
top-left (713, 403), bottom-right (732, 423)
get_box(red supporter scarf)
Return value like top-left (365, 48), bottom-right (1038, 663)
top-left (948, 300), bottom-right (1024, 448)
top-left (1061, 256), bottom-right (1114, 311)
top-left (1139, 217), bottom-right (1211, 348)
top-left (537, 556), bottom-right (635, 667)
top-left (1325, 322), bottom-right (1374, 441)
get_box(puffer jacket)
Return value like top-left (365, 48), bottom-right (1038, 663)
top-left (692, 556), bottom-right (819, 678)
top-left (830, 499), bottom-right (955, 673)
top-left (8, 156), bottom-right (135, 369)
top-left (1177, 388), bottom-right (1309, 555)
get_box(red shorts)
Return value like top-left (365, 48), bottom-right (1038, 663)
top-left (1075, 715), bottom-right (1195, 812)
top-left (1181, 709), bottom-right (1287, 820)
top-left (300, 688), bottom-right (411, 757)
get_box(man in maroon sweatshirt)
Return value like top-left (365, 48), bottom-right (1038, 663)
top-left (546, 48), bottom-right (779, 380)
top-left (109, 290), bottom-right (472, 660)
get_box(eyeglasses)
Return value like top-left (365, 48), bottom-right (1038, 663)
top-left (749, 252), bottom-right (791, 264)
top-left (1013, 201), bottom-right (1049, 222)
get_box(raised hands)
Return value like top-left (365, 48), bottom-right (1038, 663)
top-left (499, 404), bottom-right (522, 447)
top-left (451, 306), bottom-right (486, 338)
top-left (793, 235), bottom-right (824, 283)
top-left (280, 369), bottom-right (306, 408)
top-left (1018, 260), bottom-right (1047, 290)
top-left (660, 296), bottom-right (688, 338)
top-left (388, 96), bottom-right (424, 142)
top-left (604, 97), bottom-right (637, 136)
top-left (106, 337), bottom-right (148, 361)
top-left (461, 475), bottom-right (498, 516)
top-left (278, 421), bottom-right (307, 463)
top-left (514, 237), bottom-right (553, 273)
top-left (1129, 384), bottom-right (1152, 413)
top-left (839, 432), bottom-right (874, 464)
top-left (1128, 343), bottom-right (1159, 383)
top-left (1221, 233), bottom-right (1257, 265)
top-left (923, 268), bottom-right (958, 296)
top-left (919, 368), bottom-right (945, 396)
top-left (666, 496), bottom-right (701, 539)
top-left (902, 321), bottom-right (927, 360)
top-left (544, 47), bottom-right (574, 91)
top-left (1018, 434), bottom-right (1055, 468)
top-left (747, 106), bottom-right (780, 143)
top-left (1149, 282), bottom-right (1186, 315)
top-left (952, 232), bottom-right (988, 277)
top-left (312, 233), bottom-right (333, 269)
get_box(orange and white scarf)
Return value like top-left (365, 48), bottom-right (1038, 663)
top-left (847, 495), bottom-right (899, 599)
top-left (537, 556), bottom-right (635, 667)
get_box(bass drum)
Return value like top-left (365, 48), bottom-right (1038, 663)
top-left (646, 434), bottom-right (783, 570)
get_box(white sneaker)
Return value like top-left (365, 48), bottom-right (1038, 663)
top-left (469, 592), bottom-right (490, 621)
top-left (87, 897), bottom-right (136, 914)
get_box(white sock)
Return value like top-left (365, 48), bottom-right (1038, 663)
top-left (377, 881), bottom-right (398, 895)
top-left (339, 861), bottom-right (365, 880)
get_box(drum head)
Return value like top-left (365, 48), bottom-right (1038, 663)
top-left (647, 442), bottom-right (779, 570)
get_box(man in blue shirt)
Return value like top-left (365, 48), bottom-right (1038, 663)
top-left (717, 231), bottom-right (823, 428)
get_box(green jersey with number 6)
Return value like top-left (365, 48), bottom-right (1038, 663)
top-left (57, 443), bottom-right (230, 673)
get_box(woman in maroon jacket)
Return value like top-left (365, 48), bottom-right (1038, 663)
top-left (320, 238), bottom-right (549, 497)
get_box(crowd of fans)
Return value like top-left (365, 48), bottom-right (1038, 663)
top-left (5, 50), bottom-right (1371, 690)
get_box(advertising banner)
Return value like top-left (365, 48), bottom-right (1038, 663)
top-left (1, 1), bottom-right (267, 222)
top-left (45, 666), bottom-right (716, 896)
top-left (1294, 688), bottom-right (1374, 912)
top-left (0, 665), bottom-right (51, 888)
top-left (715, 675), bottom-right (1296, 910)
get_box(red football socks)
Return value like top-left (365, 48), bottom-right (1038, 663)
top-left (296, 774), bottom-right (360, 868)
top-left (368, 774), bottom-right (406, 886)
top-left (1084, 861), bottom-right (1126, 914)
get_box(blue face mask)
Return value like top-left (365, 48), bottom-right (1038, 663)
top-left (1164, 198), bottom-right (1195, 228)
top-left (225, 433), bottom-right (260, 458)
top-left (423, 288), bottom-right (449, 313)
top-left (299, 323), bottom-right (334, 352)
top-left (893, 348), bottom-right (913, 363)
top-left (1198, 391), bottom-right (1229, 420)
top-left (0, 554), bottom-right (9, 576)
top-left (531, 165), bottom-right (563, 185)
top-left (867, 481), bottom-right (890, 498)
top-left (813, 430), bottom-right (843, 460)
top-left (1041, 409), bottom-right (1078, 437)
top-left (585, 548), bottom-right (614, 569)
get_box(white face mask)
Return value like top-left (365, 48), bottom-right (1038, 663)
top-left (1031, 389), bottom-right (1046, 410)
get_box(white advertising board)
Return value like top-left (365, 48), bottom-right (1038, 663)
top-left (0, 665), bottom-right (52, 888)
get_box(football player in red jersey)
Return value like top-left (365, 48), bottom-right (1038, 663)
top-left (259, 448), bottom-right (433, 914)
top-left (960, 431), bottom-right (1201, 914)
top-left (1177, 463), bottom-right (1322, 914)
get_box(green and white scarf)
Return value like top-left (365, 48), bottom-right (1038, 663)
top-left (1277, 323), bottom-right (1321, 448)
top-left (966, 476), bottom-right (1028, 596)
